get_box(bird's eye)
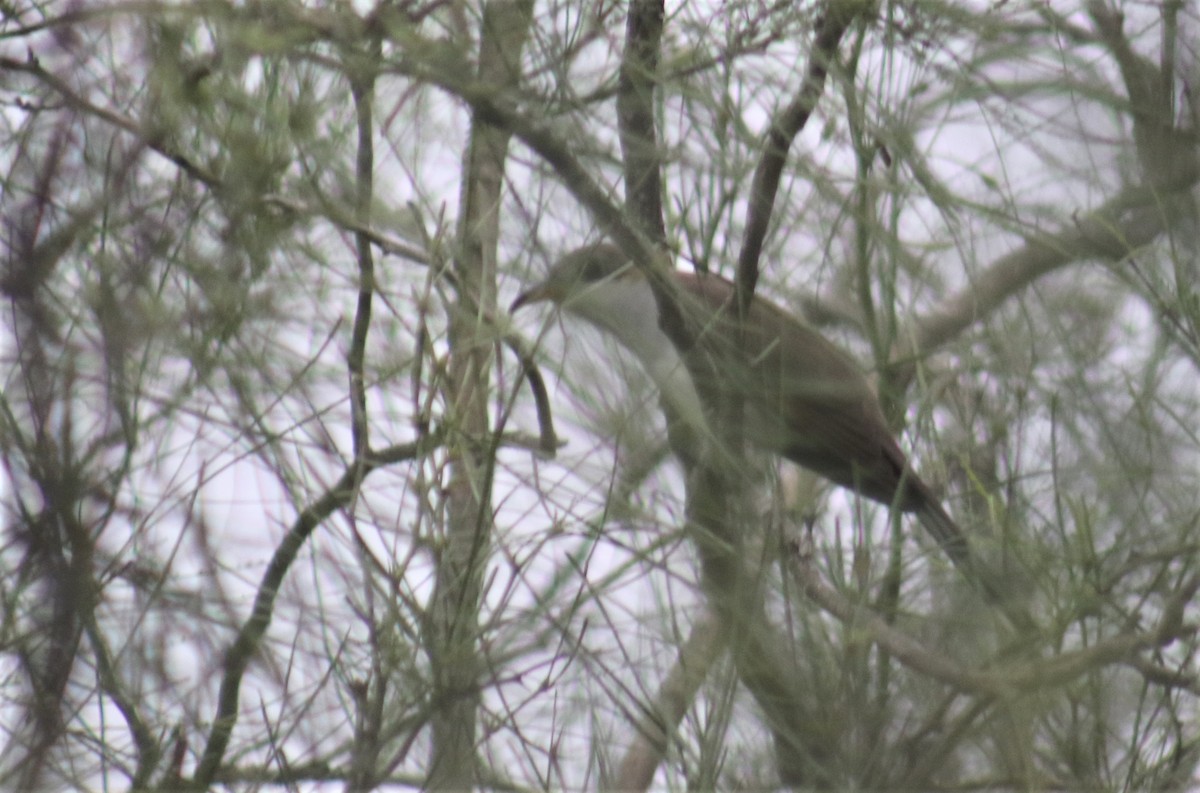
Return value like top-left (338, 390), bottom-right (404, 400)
top-left (580, 256), bottom-right (612, 283)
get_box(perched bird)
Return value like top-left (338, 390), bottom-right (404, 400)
top-left (512, 242), bottom-right (973, 567)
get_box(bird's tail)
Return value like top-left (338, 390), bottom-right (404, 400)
top-left (915, 497), bottom-right (972, 570)
top-left (915, 496), bottom-right (1039, 636)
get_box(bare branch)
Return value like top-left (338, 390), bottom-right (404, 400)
top-left (502, 333), bottom-right (560, 456)
top-left (909, 172), bottom-right (1199, 364)
top-left (347, 64), bottom-right (379, 466)
top-left (618, 0), bottom-right (666, 242)
top-left (426, 2), bottom-right (534, 787)
top-left (735, 0), bottom-right (865, 314)
top-left (193, 428), bottom-right (443, 787)
top-left (610, 611), bottom-right (723, 792)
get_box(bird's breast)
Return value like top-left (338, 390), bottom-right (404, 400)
top-left (565, 280), bottom-right (711, 435)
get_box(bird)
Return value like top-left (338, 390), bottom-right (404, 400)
top-left (511, 242), bottom-right (979, 567)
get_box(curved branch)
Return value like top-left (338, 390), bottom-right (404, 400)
top-left (610, 611), bottom-right (723, 792)
top-left (909, 171), bottom-right (1200, 363)
top-left (502, 333), bottom-right (559, 456)
top-left (192, 429), bottom-right (443, 788)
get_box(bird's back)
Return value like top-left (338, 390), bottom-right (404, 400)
top-left (674, 271), bottom-right (923, 509)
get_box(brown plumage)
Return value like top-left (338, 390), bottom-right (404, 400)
top-left (512, 243), bottom-right (969, 566)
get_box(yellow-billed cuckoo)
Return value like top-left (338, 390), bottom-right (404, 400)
top-left (512, 242), bottom-right (970, 569)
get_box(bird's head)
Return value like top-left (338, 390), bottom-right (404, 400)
top-left (510, 243), bottom-right (637, 313)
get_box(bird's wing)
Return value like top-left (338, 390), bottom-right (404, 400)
top-left (675, 271), bottom-right (917, 506)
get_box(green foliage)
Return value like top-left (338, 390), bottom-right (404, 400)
top-left (1, 0), bottom-right (1197, 789)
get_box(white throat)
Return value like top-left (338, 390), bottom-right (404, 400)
top-left (563, 277), bottom-right (709, 435)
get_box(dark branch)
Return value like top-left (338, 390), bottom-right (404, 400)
top-left (617, 0), bottom-right (666, 242)
top-left (734, 1), bottom-right (863, 316)
top-left (192, 428), bottom-right (443, 787)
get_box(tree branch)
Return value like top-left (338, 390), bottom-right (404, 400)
top-left (610, 611), bottom-right (723, 792)
top-left (734, 0), bottom-right (864, 314)
top-left (790, 543), bottom-right (1198, 697)
top-left (909, 172), bottom-right (1200, 363)
top-left (192, 429), bottom-right (443, 788)
top-left (425, 2), bottom-right (534, 787)
top-left (347, 64), bottom-right (378, 467)
top-left (617, 0), bottom-right (666, 242)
